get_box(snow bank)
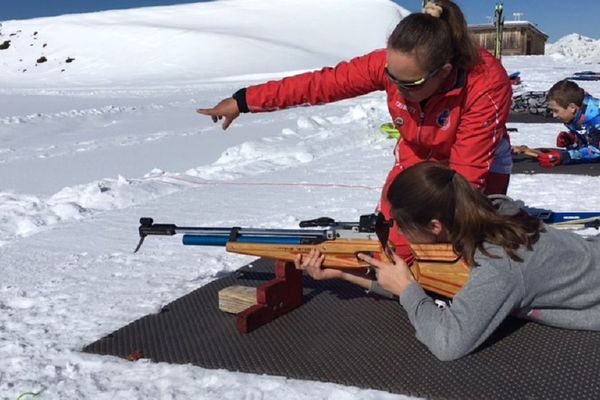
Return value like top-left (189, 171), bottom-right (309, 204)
top-left (546, 33), bottom-right (600, 64)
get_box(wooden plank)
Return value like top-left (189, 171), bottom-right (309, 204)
top-left (218, 285), bottom-right (257, 314)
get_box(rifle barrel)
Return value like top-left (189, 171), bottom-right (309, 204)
top-left (175, 227), bottom-right (329, 237)
top-left (183, 235), bottom-right (313, 246)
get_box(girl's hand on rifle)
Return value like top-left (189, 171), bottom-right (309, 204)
top-left (294, 249), bottom-right (343, 280)
top-left (357, 252), bottom-right (416, 296)
top-left (196, 98), bottom-right (240, 130)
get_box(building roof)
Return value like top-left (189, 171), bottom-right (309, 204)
top-left (469, 21), bottom-right (548, 40)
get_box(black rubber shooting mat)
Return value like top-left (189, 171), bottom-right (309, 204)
top-left (512, 153), bottom-right (600, 175)
top-left (507, 111), bottom-right (556, 124)
top-left (83, 259), bottom-right (600, 400)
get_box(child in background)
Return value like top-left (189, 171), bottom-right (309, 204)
top-left (541, 80), bottom-right (600, 167)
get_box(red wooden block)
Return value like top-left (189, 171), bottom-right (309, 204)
top-left (236, 260), bottom-right (303, 333)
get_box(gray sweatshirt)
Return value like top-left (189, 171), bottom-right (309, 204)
top-left (398, 201), bottom-right (600, 361)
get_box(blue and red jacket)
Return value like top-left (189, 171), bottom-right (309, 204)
top-left (566, 93), bottom-right (600, 149)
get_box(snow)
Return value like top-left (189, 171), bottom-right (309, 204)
top-left (546, 33), bottom-right (600, 64)
top-left (1, 0), bottom-right (600, 399)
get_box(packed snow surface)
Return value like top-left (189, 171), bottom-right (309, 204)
top-left (1, 1), bottom-right (599, 399)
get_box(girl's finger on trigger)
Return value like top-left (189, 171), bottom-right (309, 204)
top-left (391, 251), bottom-right (403, 263)
top-left (357, 252), bottom-right (382, 268)
top-left (357, 252), bottom-right (370, 261)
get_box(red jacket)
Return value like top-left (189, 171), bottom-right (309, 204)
top-left (241, 48), bottom-right (512, 191)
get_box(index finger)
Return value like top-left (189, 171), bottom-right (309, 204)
top-left (196, 108), bottom-right (216, 115)
top-left (357, 252), bottom-right (388, 269)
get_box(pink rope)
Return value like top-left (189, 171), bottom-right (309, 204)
top-left (146, 174), bottom-right (381, 191)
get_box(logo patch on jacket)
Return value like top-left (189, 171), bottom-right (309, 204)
top-left (395, 101), bottom-right (416, 114)
top-left (394, 117), bottom-right (404, 126)
top-left (437, 109), bottom-right (451, 129)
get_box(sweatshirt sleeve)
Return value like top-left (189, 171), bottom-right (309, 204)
top-left (399, 256), bottom-right (523, 361)
top-left (243, 50), bottom-right (387, 113)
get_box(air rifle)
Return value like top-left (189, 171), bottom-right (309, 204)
top-left (512, 145), bottom-right (542, 159)
top-left (135, 214), bottom-right (391, 268)
top-left (134, 208), bottom-right (600, 298)
top-left (134, 214), bottom-right (471, 298)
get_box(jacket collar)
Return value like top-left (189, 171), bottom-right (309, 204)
top-left (571, 93), bottom-right (591, 128)
top-left (434, 68), bottom-right (466, 98)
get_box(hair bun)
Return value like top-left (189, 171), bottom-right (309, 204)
top-left (423, 1), bottom-right (443, 18)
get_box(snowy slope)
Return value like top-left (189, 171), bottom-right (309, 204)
top-left (0, 0), bottom-right (405, 87)
top-left (546, 33), bottom-right (600, 64)
top-left (1, 1), bottom-right (600, 399)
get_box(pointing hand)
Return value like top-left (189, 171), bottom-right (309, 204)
top-left (197, 98), bottom-right (240, 130)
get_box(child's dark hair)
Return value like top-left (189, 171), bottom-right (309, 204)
top-left (547, 79), bottom-right (585, 108)
top-left (387, 162), bottom-right (543, 266)
top-left (387, 0), bottom-right (481, 72)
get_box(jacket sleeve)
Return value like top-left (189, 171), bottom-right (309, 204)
top-left (585, 96), bottom-right (600, 132)
top-left (449, 78), bottom-right (512, 188)
top-left (243, 50), bottom-right (387, 113)
top-left (399, 255), bottom-right (523, 361)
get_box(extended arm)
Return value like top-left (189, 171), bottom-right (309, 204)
top-left (400, 256), bottom-right (523, 361)
top-left (243, 50), bottom-right (387, 112)
top-left (197, 50), bottom-right (387, 129)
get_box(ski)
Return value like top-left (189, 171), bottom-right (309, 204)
top-left (494, 2), bottom-right (504, 60)
top-left (526, 209), bottom-right (600, 229)
top-left (379, 122), bottom-right (401, 139)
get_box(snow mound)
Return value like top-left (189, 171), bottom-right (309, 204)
top-left (546, 33), bottom-right (600, 64)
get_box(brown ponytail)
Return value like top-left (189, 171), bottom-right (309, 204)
top-left (387, 0), bottom-right (481, 72)
top-left (387, 162), bottom-right (543, 266)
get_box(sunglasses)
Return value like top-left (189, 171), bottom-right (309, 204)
top-left (384, 65), bottom-right (443, 90)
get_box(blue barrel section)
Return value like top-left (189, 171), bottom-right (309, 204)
top-left (183, 235), bottom-right (305, 246)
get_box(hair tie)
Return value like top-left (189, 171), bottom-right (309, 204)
top-left (449, 169), bottom-right (457, 183)
top-left (423, 1), bottom-right (443, 18)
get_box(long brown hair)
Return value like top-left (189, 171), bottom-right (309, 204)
top-left (387, 0), bottom-right (480, 72)
top-left (387, 162), bottom-right (543, 266)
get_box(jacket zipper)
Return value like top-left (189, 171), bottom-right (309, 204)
top-left (417, 102), bottom-right (433, 159)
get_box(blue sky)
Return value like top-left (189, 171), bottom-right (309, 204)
top-left (1, 0), bottom-right (598, 42)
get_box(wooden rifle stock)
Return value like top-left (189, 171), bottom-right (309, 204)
top-left (226, 239), bottom-right (389, 268)
top-left (512, 145), bottom-right (541, 158)
top-left (408, 243), bottom-right (470, 298)
top-left (227, 240), bottom-right (469, 298)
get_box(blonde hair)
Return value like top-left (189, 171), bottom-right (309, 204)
top-left (423, 2), bottom-right (443, 18)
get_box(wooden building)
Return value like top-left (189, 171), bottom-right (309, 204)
top-left (469, 21), bottom-right (548, 56)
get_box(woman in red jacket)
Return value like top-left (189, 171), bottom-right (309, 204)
top-left (198, 0), bottom-right (512, 261)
